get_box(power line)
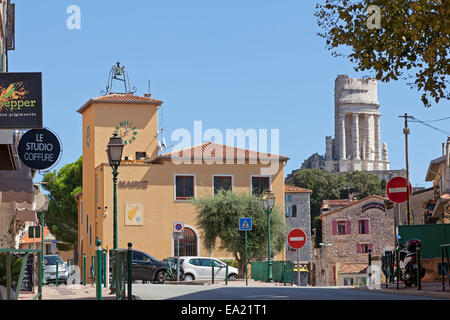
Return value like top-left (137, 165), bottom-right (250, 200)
top-left (410, 116), bottom-right (450, 123)
top-left (409, 116), bottom-right (450, 136)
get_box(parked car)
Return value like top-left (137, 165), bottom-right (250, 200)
top-left (109, 250), bottom-right (167, 284)
top-left (44, 255), bottom-right (68, 285)
top-left (162, 257), bottom-right (185, 281)
top-left (179, 256), bottom-right (239, 281)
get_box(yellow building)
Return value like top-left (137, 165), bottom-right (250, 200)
top-left (76, 92), bottom-right (289, 280)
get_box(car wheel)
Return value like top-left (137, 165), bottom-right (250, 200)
top-left (156, 270), bottom-right (166, 284)
top-left (228, 274), bottom-right (238, 280)
top-left (184, 273), bottom-right (195, 281)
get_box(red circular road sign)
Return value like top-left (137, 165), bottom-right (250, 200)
top-left (386, 177), bottom-right (412, 204)
top-left (288, 228), bottom-right (306, 250)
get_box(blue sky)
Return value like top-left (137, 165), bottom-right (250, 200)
top-left (10, 0), bottom-right (449, 187)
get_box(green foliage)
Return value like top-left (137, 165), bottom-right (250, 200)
top-left (315, 0), bottom-right (449, 107)
top-left (0, 254), bottom-right (23, 288)
top-left (312, 216), bottom-right (323, 248)
top-left (286, 169), bottom-right (385, 219)
top-left (219, 259), bottom-right (239, 269)
top-left (41, 156), bottom-right (82, 251)
top-left (191, 190), bottom-right (287, 277)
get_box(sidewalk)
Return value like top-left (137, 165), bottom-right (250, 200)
top-left (356, 281), bottom-right (450, 299)
top-left (18, 284), bottom-right (116, 300)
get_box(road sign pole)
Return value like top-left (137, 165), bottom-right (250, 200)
top-left (245, 230), bottom-right (248, 287)
top-left (297, 249), bottom-right (300, 286)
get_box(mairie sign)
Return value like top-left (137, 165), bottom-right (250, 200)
top-left (239, 217), bottom-right (252, 231)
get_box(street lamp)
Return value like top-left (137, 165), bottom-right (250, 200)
top-left (319, 243), bottom-right (332, 287)
top-left (261, 191), bottom-right (276, 283)
top-left (106, 133), bottom-right (124, 250)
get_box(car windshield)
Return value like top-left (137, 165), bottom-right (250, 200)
top-left (44, 256), bottom-right (63, 265)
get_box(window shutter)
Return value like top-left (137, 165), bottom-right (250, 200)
top-left (332, 220), bottom-right (337, 235)
top-left (357, 243), bottom-right (361, 253)
top-left (365, 219), bottom-right (370, 234)
top-left (369, 243), bottom-right (373, 252)
top-left (346, 220), bottom-right (351, 234)
top-left (358, 220), bottom-right (361, 234)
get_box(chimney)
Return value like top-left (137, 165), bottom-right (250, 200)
top-left (144, 93), bottom-right (152, 98)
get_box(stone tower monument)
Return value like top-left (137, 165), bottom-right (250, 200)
top-left (324, 75), bottom-right (390, 173)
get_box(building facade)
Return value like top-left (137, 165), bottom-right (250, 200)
top-left (319, 195), bottom-right (395, 286)
top-left (284, 185), bottom-right (312, 263)
top-left (76, 92), bottom-right (289, 280)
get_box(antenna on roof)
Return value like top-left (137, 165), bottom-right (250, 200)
top-left (144, 79), bottom-right (152, 98)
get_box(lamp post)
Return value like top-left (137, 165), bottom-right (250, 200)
top-left (106, 133), bottom-right (124, 291)
top-left (319, 243), bottom-right (332, 286)
top-left (261, 191), bottom-right (275, 283)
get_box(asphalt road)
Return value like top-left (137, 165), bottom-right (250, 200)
top-left (132, 284), bottom-right (444, 300)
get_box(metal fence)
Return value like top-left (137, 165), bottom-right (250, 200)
top-left (250, 261), bottom-right (295, 284)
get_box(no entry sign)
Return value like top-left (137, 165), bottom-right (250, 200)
top-left (386, 177), bottom-right (412, 204)
top-left (288, 228), bottom-right (306, 250)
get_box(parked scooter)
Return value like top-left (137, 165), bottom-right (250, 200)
top-left (394, 239), bottom-right (426, 287)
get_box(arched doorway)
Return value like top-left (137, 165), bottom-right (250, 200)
top-left (175, 227), bottom-right (197, 256)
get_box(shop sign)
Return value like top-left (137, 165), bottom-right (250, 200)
top-left (18, 128), bottom-right (61, 170)
top-left (0, 72), bottom-right (42, 129)
top-left (362, 202), bottom-right (385, 213)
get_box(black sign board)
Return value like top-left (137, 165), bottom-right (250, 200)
top-left (0, 72), bottom-right (42, 128)
top-left (362, 202), bottom-right (386, 213)
top-left (18, 129), bottom-right (61, 170)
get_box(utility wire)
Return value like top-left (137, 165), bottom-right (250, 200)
top-left (409, 116), bottom-right (450, 136)
top-left (410, 116), bottom-right (450, 123)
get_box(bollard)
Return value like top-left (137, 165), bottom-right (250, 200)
top-left (368, 249), bottom-right (372, 287)
top-left (106, 247), bottom-right (110, 290)
top-left (56, 261), bottom-right (59, 287)
top-left (83, 253), bottom-right (87, 286)
top-left (225, 262), bottom-right (228, 285)
top-left (103, 249), bottom-right (106, 288)
top-left (417, 246), bottom-right (421, 290)
top-left (211, 258), bottom-right (215, 285)
top-left (127, 242), bottom-right (132, 301)
top-left (396, 247), bottom-right (400, 290)
top-left (96, 239), bottom-right (102, 300)
top-left (283, 261), bottom-right (287, 286)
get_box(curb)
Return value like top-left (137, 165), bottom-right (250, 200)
top-left (354, 286), bottom-right (450, 299)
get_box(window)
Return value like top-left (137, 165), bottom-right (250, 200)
top-left (359, 219), bottom-right (370, 234)
top-left (80, 201), bottom-right (83, 224)
top-left (337, 221), bottom-right (346, 235)
top-left (89, 225), bottom-right (92, 246)
top-left (175, 227), bottom-right (197, 256)
top-left (332, 220), bottom-right (350, 235)
top-left (357, 243), bottom-right (373, 253)
top-left (213, 176), bottom-right (232, 194)
top-left (189, 259), bottom-right (201, 266)
top-left (175, 175), bottom-right (194, 200)
top-left (251, 176), bottom-right (270, 195)
top-left (86, 213), bottom-right (88, 234)
top-left (285, 206), bottom-right (292, 218)
top-left (286, 195), bottom-right (292, 202)
top-left (200, 259), bottom-right (213, 267)
top-left (291, 205), bottom-right (297, 217)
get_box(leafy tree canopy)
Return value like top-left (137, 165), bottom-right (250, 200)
top-left (41, 156), bottom-right (82, 251)
top-left (192, 190), bottom-right (287, 277)
top-left (315, 0), bottom-right (449, 107)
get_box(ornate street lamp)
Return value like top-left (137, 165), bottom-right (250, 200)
top-left (261, 191), bottom-right (276, 282)
top-left (106, 132), bottom-right (124, 250)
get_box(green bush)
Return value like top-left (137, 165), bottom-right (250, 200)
top-left (0, 254), bottom-right (23, 289)
top-left (220, 259), bottom-right (239, 269)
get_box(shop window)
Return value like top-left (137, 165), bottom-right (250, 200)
top-left (213, 176), bottom-right (232, 194)
top-left (175, 175), bottom-right (194, 200)
top-left (251, 176), bottom-right (270, 196)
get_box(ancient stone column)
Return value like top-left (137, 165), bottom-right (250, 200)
top-left (367, 114), bottom-right (375, 160)
top-left (374, 114), bottom-right (381, 160)
top-left (339, 114), bottom-right (346, 159)
top-left (352, 113), bottom-right (360, 159)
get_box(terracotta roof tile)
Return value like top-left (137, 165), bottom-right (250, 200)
top-left (150, 142), bottom-right (289, 163)
top-left (338, 263), bottom-right (368, 274)
top-left (285, 185), bottom-right (312, 193)
top-left (77, 93), bottom-right (162, 113)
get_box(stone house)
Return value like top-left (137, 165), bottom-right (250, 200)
top-left (319, 195), bottom-right (395, 286)
top-left (284, 185), bottom-right (312, 263)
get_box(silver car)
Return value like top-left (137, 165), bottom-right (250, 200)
top-left (179, 256), bottom-right (239, 281)
top-left (44, 255), bottom-right (69, 285)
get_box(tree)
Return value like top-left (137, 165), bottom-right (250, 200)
top-left (315, 0), bottom-right (449, 107)
top-left (286, 169), bottom-right (385, 218)
top-left (191, 190), bottom-right (287, 277)
top-left (41, 156), bottom-right (82, 251)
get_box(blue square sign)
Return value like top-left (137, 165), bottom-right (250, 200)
top-left (239, 217), bottom-right (252, 231)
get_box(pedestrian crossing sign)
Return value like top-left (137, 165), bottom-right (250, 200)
top-left (239, 217), bottom-right (252, 231)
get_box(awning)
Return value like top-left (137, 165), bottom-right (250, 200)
top-left (14, 201), bottom-right (38, 224)
top-left (0, 160), bottom-right (34, 193)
